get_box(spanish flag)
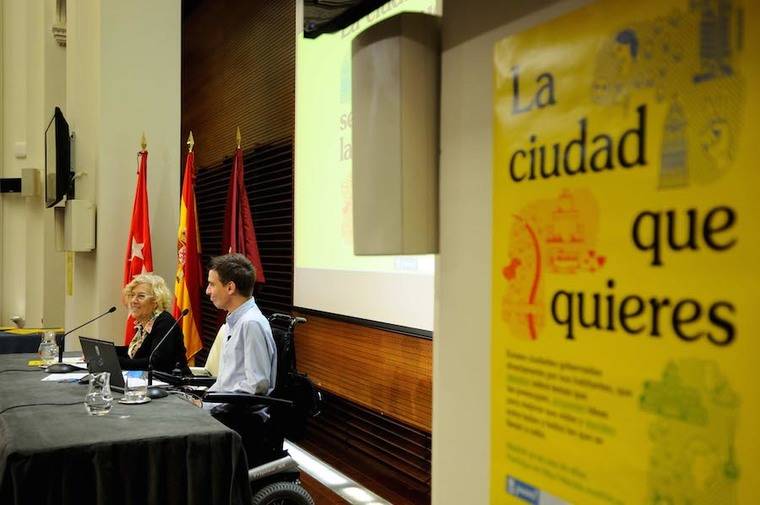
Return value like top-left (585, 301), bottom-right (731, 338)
top-left (173, 134), bottom-right (203, 362)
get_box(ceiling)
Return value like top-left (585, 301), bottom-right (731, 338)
top-left (183, 1), bottom-right (392, 40)
top-left (303, 0), bottom-right (392, 38)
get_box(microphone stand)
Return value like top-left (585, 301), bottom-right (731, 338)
top-left (146, 309), bottom-right (189, 399)
top-left (47, 306), bottom-right (117, 373)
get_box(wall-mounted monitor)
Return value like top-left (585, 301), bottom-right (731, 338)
top-left (44, 106), bottom-right (72, 208)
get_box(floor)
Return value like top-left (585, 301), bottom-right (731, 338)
top-left (300, 473), bottom-right (351, 505)
top-left (287, 441), bottom-right (394, 505)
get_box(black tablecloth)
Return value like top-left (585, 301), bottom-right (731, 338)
top-left (0, 331), bottom-right (43, 354)
top-left (0, 354), bottom-right (252, 505)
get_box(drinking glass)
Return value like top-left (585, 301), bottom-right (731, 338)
top-left (85, 372), bottom-right (113, 416)
top-left (38, 330), bottom-right (59, 366)
top-left (124, 370), bottom-right (148, 402)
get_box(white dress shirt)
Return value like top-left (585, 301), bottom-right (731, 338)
top-left (207, 297), bottom-right (277, 397)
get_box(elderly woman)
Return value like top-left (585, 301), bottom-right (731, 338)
top-left (116, 273), bottom-right (189, 374)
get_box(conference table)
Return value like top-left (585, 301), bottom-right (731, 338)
top-left (0, 354), bottom-right (252, 505)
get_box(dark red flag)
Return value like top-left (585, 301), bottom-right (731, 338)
top-left (221, 147), bottom-right (265, 283)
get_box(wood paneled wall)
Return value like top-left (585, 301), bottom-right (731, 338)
top-left (301, 390), bottom-right (432, 504)
top-left (195, 141), bottom-right (294, 365)
top-left (182, 0), bottom-right (295, 168)
top-left (295, 312), bottom-right (432, 432)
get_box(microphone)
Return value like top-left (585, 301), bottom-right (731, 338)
top-left (47, 306), bottom-right (118, 373)
top-left (146, 308), bottom-right (189, 399)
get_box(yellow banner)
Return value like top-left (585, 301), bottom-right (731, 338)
top-left (491, 0), bottom-right (758, 503)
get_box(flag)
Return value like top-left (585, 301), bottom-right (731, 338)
top-left (123, 149), bottom-right (154, 344)
top-left (222, 147), bottom-right (266, 283)
top-left (173, 147), bottom-right (203, 361)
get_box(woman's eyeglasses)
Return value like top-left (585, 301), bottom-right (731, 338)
top-left (127, 293), bottom-right (152, 302)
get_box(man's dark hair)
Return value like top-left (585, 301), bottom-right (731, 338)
top-left (209, 253), bottom-right (257, 297)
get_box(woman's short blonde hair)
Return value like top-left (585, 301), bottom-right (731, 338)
top-left (122, 273), bottom-right (173, 312)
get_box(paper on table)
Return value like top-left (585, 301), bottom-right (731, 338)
top-left (41, 372), bottom-right (89, 382)
top-left (62, 356), bottom-right (86, 364)
top-left (39, 371), bottom-right (167, 385)
top-left (28, 356), bottom-right (86, 367)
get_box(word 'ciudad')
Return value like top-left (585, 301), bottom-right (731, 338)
top-left (507, 66), bottom-right (646, 183)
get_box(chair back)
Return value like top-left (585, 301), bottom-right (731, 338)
top-left (204, 326), bottom-right (226, 377)
top-left (269, 320), bottom-right (294, 396)
top-left (266, 314), bottom-right (321, 440)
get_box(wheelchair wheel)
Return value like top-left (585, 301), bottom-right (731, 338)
top-left (251, 481), bottom-right (315, 505)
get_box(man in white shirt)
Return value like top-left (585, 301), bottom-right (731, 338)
top-left (203, 253), bottom-right (277, 466)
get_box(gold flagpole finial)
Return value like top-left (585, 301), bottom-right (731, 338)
top-left (187, 131), bottom-right (195, 153)
top-left (140, 132), bottom-right (147, 152)
top-left (236, 127), bottom-right (241, 149)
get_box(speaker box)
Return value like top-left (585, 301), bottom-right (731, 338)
top-left (63, 199), bottom-right (96, 252)
top-left (0, 169), bottom-right (39, 195)
top-left (21, 168), bottom-right (39, 197)
top-left (352, 12), bottom-right (439, 255)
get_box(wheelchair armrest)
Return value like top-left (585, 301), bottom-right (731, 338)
top-left (203, 391), bottom-right (294, 408)
top-left (153, 370), bottom-right (216, 387)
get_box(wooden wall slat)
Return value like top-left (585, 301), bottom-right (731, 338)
top-left (182, 0), bottom-right (295, 168)
top-left (296, 313), bottom-right (432, 432)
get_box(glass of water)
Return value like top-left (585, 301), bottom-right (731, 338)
top-left (38, 330), bottom-right (59, 366)
top-left (85, 372), bottom-right (113, 416)
top-left (124, 370), bottom-right (148, 402)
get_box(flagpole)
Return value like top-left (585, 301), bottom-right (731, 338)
top-left (141, 132), bottom-right (147, 153)
top-left (187, 131), bottom-right (194, 153)
top-left (236, 126), bottom-right (241, 149)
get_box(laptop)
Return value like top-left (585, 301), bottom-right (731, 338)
top-left (79, 336), bottom-right (126, 392)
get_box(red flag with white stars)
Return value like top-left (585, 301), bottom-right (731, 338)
top-left (123, 149), bottom-right (154, 344)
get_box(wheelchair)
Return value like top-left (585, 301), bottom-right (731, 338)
top-left (203, 313), bottom-right (321, 505)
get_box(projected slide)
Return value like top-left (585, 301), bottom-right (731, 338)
top-left (295, 0), bottom-right (439, 331)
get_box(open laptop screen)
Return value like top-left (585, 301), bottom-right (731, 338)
top-left (79, 337), bottom-right (125, 392)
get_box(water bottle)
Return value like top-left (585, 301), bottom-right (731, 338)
top-left (38, 330), bottom-right (59, 367)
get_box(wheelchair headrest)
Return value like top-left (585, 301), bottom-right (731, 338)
top-left (267, 313), bottom-right (307, 390)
